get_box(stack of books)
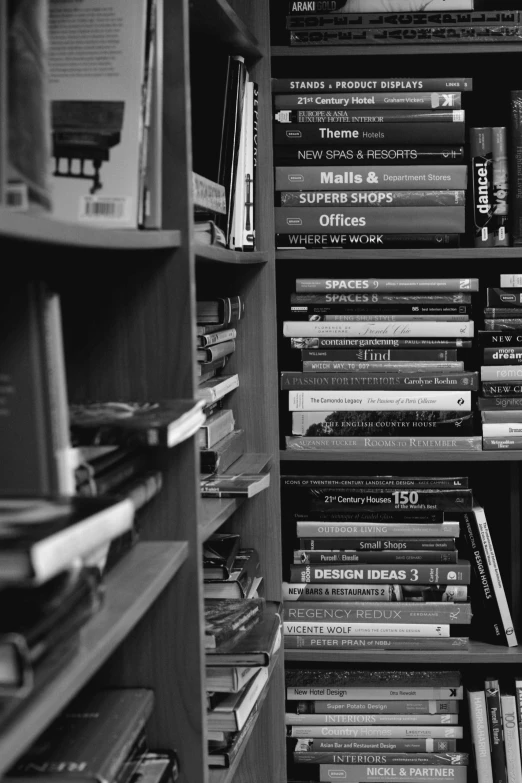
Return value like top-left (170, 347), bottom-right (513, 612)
top-left (282, 276), bottom-right (481, 453)
top-left (204, 535), bottom-right (262, 600)
top-left (285, 669), bottom-right (466, 781)
top-left (197, 296), bottom-right (244, 475)
top-left (273, 75), bottom-right (468, 250)
top-left (281, 474), bottom-right (474, 651)
top-left (468, 678), bottom-right (522, 783)
top-left (193, 172), bottom-right (227, 248)
top-left (480, 274), bottom-right (522, 449)
top-left (205, 600), bottom-right (282, 767)
top-left (284, 2), bottom-right (522, 48)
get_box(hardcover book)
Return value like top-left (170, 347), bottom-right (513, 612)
top-left (204, 598), bottom-right (263, 650)
top-left (206, 600), bottom-right (282, 665)
top-left (207, 667), bottom-right (269, 731)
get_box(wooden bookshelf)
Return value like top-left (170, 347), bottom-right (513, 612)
top-left (284, 641), bottom-right (522, 664)
top-left (195, 245), bottom-right (269, 264)
top-left (276, 247), bottom-right (522, 261)
top-left (271, 43), bottom-right (522, 56)
top-left (280, 451), bottom-right (522, 462)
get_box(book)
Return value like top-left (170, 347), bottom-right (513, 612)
top-left (206, 665), bottom-right (262, 693)
top-left (275, 165), bottom-right (467, 191)
top-left (275, 110), bottom-right (465, 124)
top-left (193, 219), bottom-right (226, 247)
top-left (478, 398), bottom-right (522, 410)
top-left (197, 375), bottom-right (239, 404)
top-left (487, 290), bottom-right (522, 306)
top-left (291, 411), bottom-right (475, 436)
top-left (276, 206), bottom-right (465, 234)
top-left (274, 93), bottom-right (462, 109)
top-left (482, 383), bottom-right (522, 397)
top-left (282, 475), bottom-right (469, 489)
top-left (197, 340), bottom-right (235, 363)
top-left (483, 437), bottom-right (522, 450)
top-left (132, 753), bottom-right (179, 783)
top-left (286, 636), bottom-right (469, 650)
top-left (294, 737), bottom-right (459, 751)
top-left (510, 91), bottom-right (522, 246)
top-left (317, 766), bottom-right (466, 783)
top-left (295, 521), bottom-right (461, 537)
top-left (288, 562), bottom-right (471, 585)
top-left (294, 337), bottom-right (471, 348)
top-left (5, 689), bottom-right (154, 783)
top-left (69, 400), bottom-right (205, 448)
top-left (285, 670), bottom-right (462, 689)
top-left (302, 349), bottom-right (459, 360)
top-left (515, 681), bottom-right (522, 751)
top-left (274, 123), bottom-right (466, 145)
top-left (299, 537), bottom-right (457, 549)
top-left (0, 495), bottom-right (134, 584)
top-left (284, 322), bottom-right (474, 337)
top-left (484, 348), bottom-right (522, 363)
top-left (271, 77), bottom-right (473, 93)
top-left (501, 276), bottom-right (522, 288)
top-left (287, 390), bottom-right (472, 411)
top-left (205, 600), bottom-right (282, 665)
top-left (198, 409), bottom-right (235, 450)
top-left (200, 429), bottom-right (245, 474)
top-left (293, 550), bottom-right (458, 564)
top-left (203, 549), bottom-right (260, 599)
top-left (280, 190), bottom-right (466, 207)
top-left (292, 293), bottom-right (471, 306)
top-left (287, 713), bottom-right (459, 725)
top-left (492, 127), bottom-right (509, 247)
top-left (207, 667), bottom-right (269, 731)
top-left (204, 598), bottom-right (263, 650)
top-left (485, 422), bottom-right (522, 437)
top-left (471, 127), bottom-right (494, 248)
top-left (48, 0), bottom-right (150, 227)
top-left (281, 372), bottom-right (478, 391)
top-left (203, 533), bottom-right (241, 579)
top-left (485, 679), bottom-right (507, 783)
top-left (197, 296), bottom-right (244, 325)
top-left (275, 146), bottom-right (466, 166)
top-left (288, 726), bottom-right (464, 738)
top-left (286, 436), bottom-right (482, 452)
top-left (192, 171), bottom-right (226, 214)
top-left (284, 621), bottom-right (451, 636)
top-left (208, 708), bottom-right (259, 767)
top-left (201, 473), bottom-right (270, 498)
top-left (292, 695), bottom-right (462, 712)
top-left (288, 9), bottom-right (516, 24)
top-left (289, 26), bottom-right (522, 45)
top-left (277, 233), bottom-right (460, 248)
top-left (500, 695), bottom-right (522, 783)
top-left (283, 487), bottom-right (473, 511)
top-left (293, 752), bottom-right (468, 764)
top-left (296, 278), bottom-right (479, 293)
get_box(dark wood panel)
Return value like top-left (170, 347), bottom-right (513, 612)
top-left (272, 43), bottom-right (522, 57)
top-left (195, 245), bottom-right (268, 265)
top-left (189, 0), bottom-right (263, 61)
top-left (276, 248), bottom-right (522, 261)
top-left (285, 641), bottom-right (522, 664)
top-left (280, 450), bottom-right (522, 462)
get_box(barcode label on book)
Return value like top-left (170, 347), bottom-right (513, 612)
top-left (6, 183), bottom-right (29, 211)
top-left (79, 196), bottom-right (132, 221)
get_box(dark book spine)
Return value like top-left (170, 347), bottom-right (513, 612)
top-left (271, 77), bottom-right (473, 93)
top-left (492, 127), bottom-right (510, 247)
top-left (510, 91), bottom-right (522, 246)
top-left (273, 123), bottom-right (465, 145)
top-left (275, 165), bottom-right (466, 190)
top-left (289, 303), bottom-right (472, 316)
top-left (482, 382), bottom-right (522, 396)
top-left (482, 437), bottom-right (522, 450)
top-left (302, 349), bottom-right (458, 361)
top-left (478, 397), bottom-right (522, 410)
top-left (283, 475), bottom-right (468, 489)
top-left (292, 337), bottom-right (470, 347)
top-left (485, 678), bottom-right (508, 783)
top-left (471, 127), bottom-right (494, 247)
top-left (275, 109), bottom-right (462, 124)
top-left (483, 309), bottom-right (522, 319)
top-left (281, 371), bottom-right (478, 390)
top-left (299, 738), bottom-right (459, 752)
top-left (274, 145), bottom-right (465, 166)
top-left (217, 56), bottom-right (246, 243)
top-left (293, 751), bottom-right (467, 764)
top-left (284, 487), bottom-right (473, 511)
top-left (275, 206), bottom-right (464, 233)
top-left (299, 538), bottom-right (456, 551)
top-left (274, 93), bottom-right (461, 109)
top-left (287, 10), bottom-right (519, 23)
top-left (277, 233), bottom-right (460, 249)
top-left (292, 414), bottom-right (474, 437)
top-left (280, 191), bottom-right (466, 207)
top-left (288, 562), bottom-right (470, 584)
top-left (289, 26), bottom-right (522, 44)
top-left (487, 290), bottom-right (522, 307)
top-left (485, 320), bottom-right (522, 331)
top-left (294, 549), bottom-right (458, 564)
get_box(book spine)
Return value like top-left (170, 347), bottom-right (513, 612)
top-left (192, 172), bottom-right (226, 215)
top-left (284, 487), bottom-right (472, 510)
top-left (482, 383), bottom-right (522, 396)
top-left (274, 146), bottom-right (466, 166)
top-left (284, 621), bottom-right (451, 637)
top-left (318, 765), bottom-right (466, 783)
top-left (321, 315), bottom-right (469, 322)
top-left (302, 349), bottom-right (458, 360)
top-left (299, 538), bottom-right (457, 550)
top-left (294, 751), bottom-right (467, 764)
top-left (286, 712), bottom-right (458, 724)
top-left (292, 412), bottom-right (474, 437)
top-left (485, 309), bottom-right (522, 318)
top-left (287, 10), bottom-right (512, 23)
top-left (293, 699), bottom-right (460, 714)
top-left (198, 328), bottom-right (237, 347)
top-left (276, 206), bottom-right (465, 233)
top-left (288, 564), bottom-right (470, 585)
top-left (274, 93), bottom-right (462, 110)
top-left (291, 303), bottom-right (471, 315)
top-left (284, 476), bottom-right (468, 489)
top-left (293, 294), bottom-right (472, 305)
top-left (478, 397), bottom-right (522, 410)
top-left (482, 411), bottom-right (522, 422)
top-left (492, 127), bottom-right (509, 246)
top-left (296, 278), bottom-right (478, 293)
top-left (482, 438), bottom-right (522, 450)
top-left (275, 110), bottom-right (464, 124)
top-left (251, 82), bottom-right (259, 248)
top-left (295, 522), bottom-right (460, 537)
top-left (293, 550), bottom-right (458, 565)
top-left (283, 583), bottom-right (394, 601)
top-left (280, 190), bottom-right (466, 207)
top-left (282, 372), bottom-right (478, 390)
top-left (198, 340), bottom-right (235, 362)
top-left (501, 695), bottom-right (522, 783)
top-left (277, 233), bottom-right (460, 249)
top-left (291, 510), bottom-right (446, 523)
top-left (287, 390), bottom-right (472, 411)
top-left (296, 340), bottom-right (469, 349)
top-left (289, 26), bottom-right (522, 45)
top-left (510, 91), bottom-right (522, 246)
top-left (515, 682), bottom-right (522, 753)
top-left (217, 56), bottom-right (244, 240)
top-left (288, 725), bottom-right (464, 738)
top-left (500, 275), bottom-right (522, 287)
top-left (301, 360), bottom-right (464, 369)
top-left (286, 434), bottom-right (481, 451)
top-left (297, 739), bottom-right (459, 752)
top-left (285, 322), bottom-right (474, 338)
top-left (484, 348), bottom-right (522, 363)
top-left (487, 290), bottom-right (522, 307)
top-left (284, 601), bottom-right (469, 622)
top-left (274, 123), bottom-right (465, 145)
top-left (276, 165), bottom-right (467, 191)
top-left (485, 320), bottom-right (522, 330)
top-left (198, 410), bottom-right (235, 449)
top-left (241, 80), bottom-right (255, 250)
top-left (483, 423), bottom-right (522, 436)
top-left (485, 679), bottom-right (507, 783)
top-left (271, 77), bottom-right (473, 93)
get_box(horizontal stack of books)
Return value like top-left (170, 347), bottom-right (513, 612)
top-left (282, 276), bottom-right (481, 453)
top-left (193, 172), bottom-right (227, 248)
top-left (479, 275), bottom-right (522, 449)
top-left (197, 296), bottom-right (244, 475)
top-left (282, 474), bottom-right (474, 651)
top-left (3, 689), bottom-right (180, 783)
top-left (273, 75), bottom-right (469, 250)
top-left (468, 677), bottom-right (522, 783)
top-left (284, 2), bottom-right (522, 48)
top-left (203, 534), bottom-right (263, 600)
top-left (286, 669), bottom-right (465, 781)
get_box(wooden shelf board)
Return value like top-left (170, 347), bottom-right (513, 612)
top-left (199, 498), bottom-right (245, 540)
top-left (189, 0), bottom-right (263, 60)
top-left (223, 452), bottom-right (273, 474)
top-left (0, 542), bottom-right (188, 775)
top-left (208, 652), bottom-right (280, 783)
top-left (195, 245), bottom-right (269, 265)
top-left (0, 210), bottom-right (181, 251)
top-left (271, 43), bottom-right (522, 57)
top-left (280, 450), bottom-right (522, 462)
top-left (276, 248), bottom-right (522, 261)
top-left (285, 640), bottom-right (522, 663)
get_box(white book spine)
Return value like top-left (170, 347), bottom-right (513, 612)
top-left (241, 81), bottom-right (255, 249)
top-left (473, 504), bottom-right (518, 646)
top-left (501, 694), bottom-right (522, 783)
top-left (287, 725), bottom-right (464, 739)
top-left (287, 687), bottom-right (463, 701)
top-left (283, 583), bottom-right (394, 601)
top-left (481, 366), bottom-right (522, 381)
top-left (283, 321), bottom-right (474, 338)
top-left (483, 423), bottom-right (522, 436)
top-left (500, 276), bottom-right (522, 288)
top-left (283, 622), bottom-right (449, 637)
top-left (288, 390), bottom-right (471, 411)
top-left (230, 76), bottom-right (249, 250)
